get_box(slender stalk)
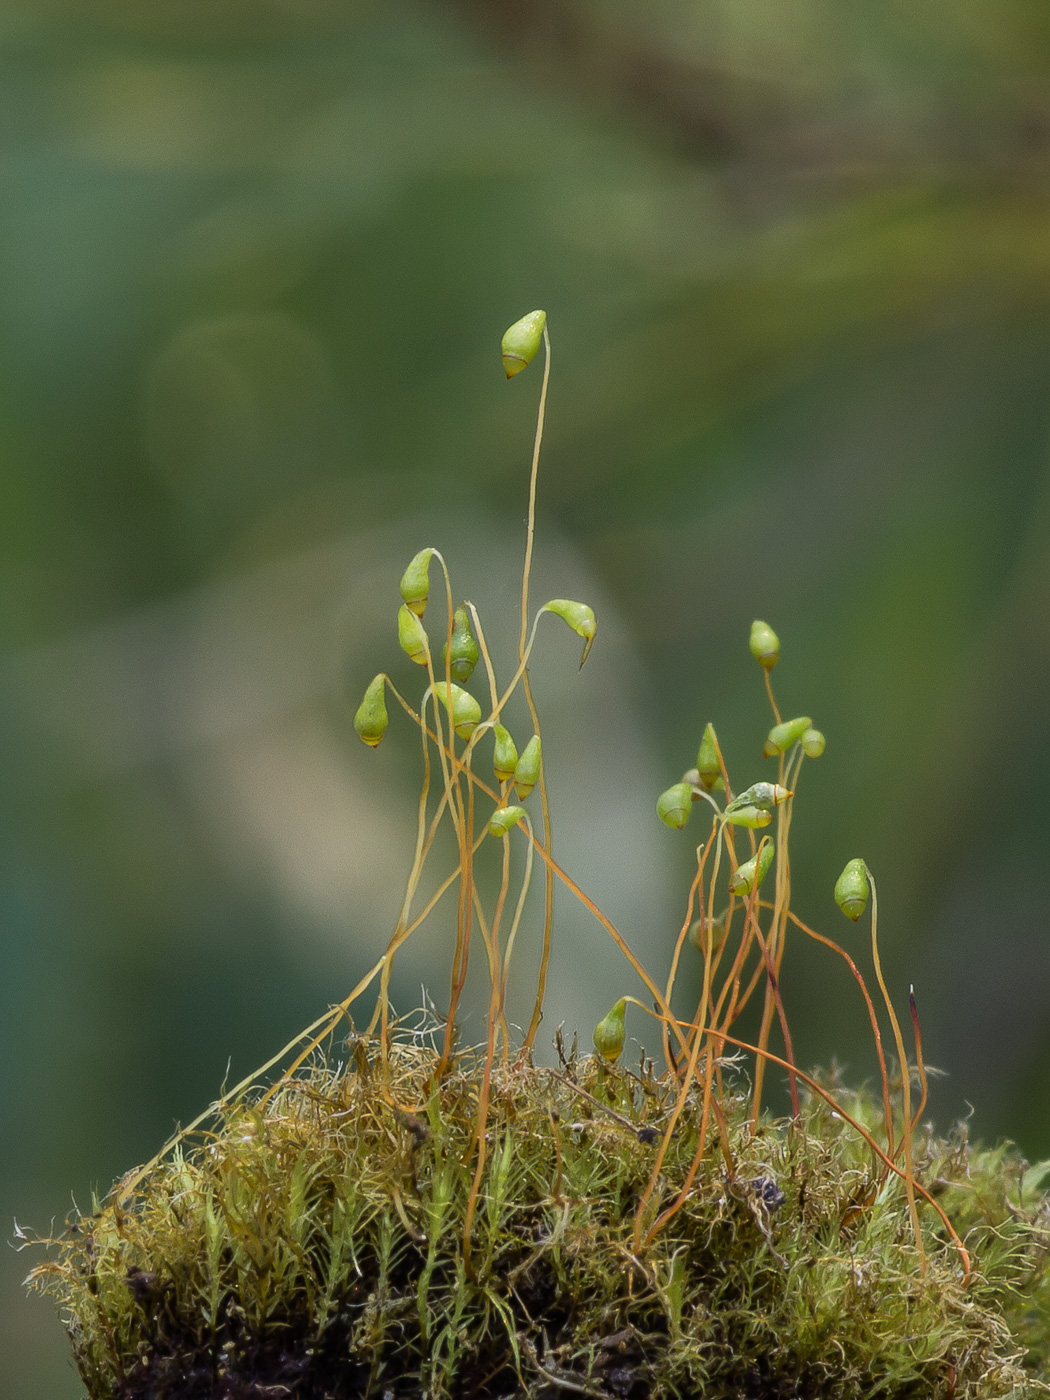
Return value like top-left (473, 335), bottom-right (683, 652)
top-left (521, 330), bottom-right (556, 1055)
top-left (908, 985), bottom-right (930, 1135)
top-left (633, 977), bottom-right (715, 1251)
top-left (643, 1053), bottom-right (720, 1248)
top-left (662, 846), bottom-right (709, 1068)
top-left (747, 906), bottom-right (800, 1118)
top-left (786, 908), bottom-right (894, 1155)
top-left (466, 602), bottom-right (500, 715)
top-left (499, 817), bottom-right (536, 1015)
top-left (763, 668), bottom-right (781, 725)
top-left (518, 326), bottom-right (550, 657)
top-left (866, 871), bottom-right (925, 1270)
top-left (526, 833), bottom-right (690, 1062)
top-left (750, 759), bottom-right (788, 1123)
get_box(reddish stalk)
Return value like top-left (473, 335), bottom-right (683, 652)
top-left (786, 908), bottom-right (895, 1156)
top-left (908, 984), bottom-right (930, 1136)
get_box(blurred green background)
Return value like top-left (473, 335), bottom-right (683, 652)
top-left (7, 1), bottom-right (1050, 1394)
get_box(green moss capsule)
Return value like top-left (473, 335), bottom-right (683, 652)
top-left (442, 605), bottom-right (479, 683)
top-left (727, 782), bottom-right (791, 813)
top-left (593, 997), bottom-right (627, 1062)
top-left (763, 716), bottom-right (811, 758)
top-left (492, 724), bottom-right (518, 783)
top-left (749, 619), bottom-right (780, 670)
top-left (542, 598), bottom-right (597, 667)
top-left (399, 548), bottom-right (434, 618)
top-left (688, 911), bottom-right (728, 955)
top-left (488, 804), bottom-right (526, 837)
top-left (835, 858), bottom-right (870, 921)
top-left (501, 309), bottom-right (547, 379)
top-left (353, 674), bottom-right (388, 748)
top-left (657, 782), bottom-right (694, 829)
top-left (430, 682), bottom-right (482, 740)
top-left (723, 804), bottom-right (772, 830)
top-left (729, 841), bottom-right (775, 896)
top-left (696, 722), bottom-right (725, 793)
top-left (513, 735), bottom-right (542, 800)
top-left (801, 727), bottom-right (826, 758)
top-left (398, 604), bottom-right (429, 666)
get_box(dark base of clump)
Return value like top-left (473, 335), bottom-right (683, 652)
top-left (30, 1039), bottom-right (1050, 1400)
top-left (101, 1311), bottom-right (853, 1400)
top-left (107, 1318), bottom-right (651, 1400)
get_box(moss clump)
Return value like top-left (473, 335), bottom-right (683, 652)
top-left (30, 1035), bottom-right (1050, 1400)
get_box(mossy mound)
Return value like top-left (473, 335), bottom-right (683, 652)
top-left (30, 1036), bottom-right (1050, 1399)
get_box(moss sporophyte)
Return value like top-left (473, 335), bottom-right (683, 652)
top-left (24, 314), bottom-right (1050, 1400)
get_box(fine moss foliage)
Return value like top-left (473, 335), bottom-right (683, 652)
top-left (29, 1033), bottom-right (1050, 1399)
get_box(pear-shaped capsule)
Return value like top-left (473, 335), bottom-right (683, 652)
top-left (729, 841), bottom-right (775, 896)
top-left (430, 682), bottom-right (482, 740)
top-left (723, 804), bottom-right (773, 830)
top-left (593, 997), bottom-right (627, 1063)
top-left (727, 782), bottom-right (791, 813)
top-left (763, 716), bottom-right (811, 758)
top-left (354, 674), bottom-right (388, 748)
top-left (488, 804), bottom-right (527, 837)
top-left (834, 858), bottom-right (870, 921)
top-left (400, 548), bottom-right (434, 618)
top-left (513, 734), bottom-right (542, 800)
top-left (442, 605), bottom-right (479, 683)
top-left (801, 727), bottom-right (826, 758)
top-left (398, 604), bottom-right (429, 666)
top-left (492, 724), bottom-right (518, 783)
top-left (696, 722), bottom-right (725, 793)
top-left (749, 620), bottom-right (780, 670)
top-left (657, 782), bottom-right (694, 829)
top-left (543, 598), bottom-right (597, 667)
top-left (501, 309), bottom-right (547, 379)
top-left (688, 910), bottom-right (728, 955)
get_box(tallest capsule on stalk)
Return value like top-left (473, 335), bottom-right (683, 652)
top-left (749, 620), bottom-right (780, 670)
top-left (501, 310), bottom-right (547, 378)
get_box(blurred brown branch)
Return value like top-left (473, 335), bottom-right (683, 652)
top-left (442, 0), bottom-right (1050, 186)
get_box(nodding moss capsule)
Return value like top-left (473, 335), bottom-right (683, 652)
top-left (399, 548), bottom-right (434, 618)
top-left (835, 858), bottom-right (870, 921)
top-left (488, 804), bottom-right (526, 837)
top-left (430, 682), bottom-right (482, 740)
top-left (729, 840), bottom-right (775, 896)
top-left (501, 309), bottom-right (547, 379)
top-left (353, 674), bottom-right (388, 748)
top-left (543, 598), bottom-right (597, 667)
top-left (513, 735), bottom-right (542, 800)
top-left (723, 804), bottom-right (772, 830)
top-left (398, 604), bottom-right (429, 666)
top-left (696, 722), bottom-right (725, 793)
top-left (749, 619), bottom-right (781, 670)
top-left (442, 605), bottom-right (479, 684)
top-left (657, 781), bottom-right (695, 829)
top-left (728, 782), bottom-right (791, 813)
top-left (688, 910), bottom-right (728, 955)
top-left (763, 716), bottom-right (812, 757)
top-left (593, 997), bottom-right (627, 1063)
top-left (492, 724), bottom-right (518, 783)
top-left (801, 727), bottom-right (826, 758)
